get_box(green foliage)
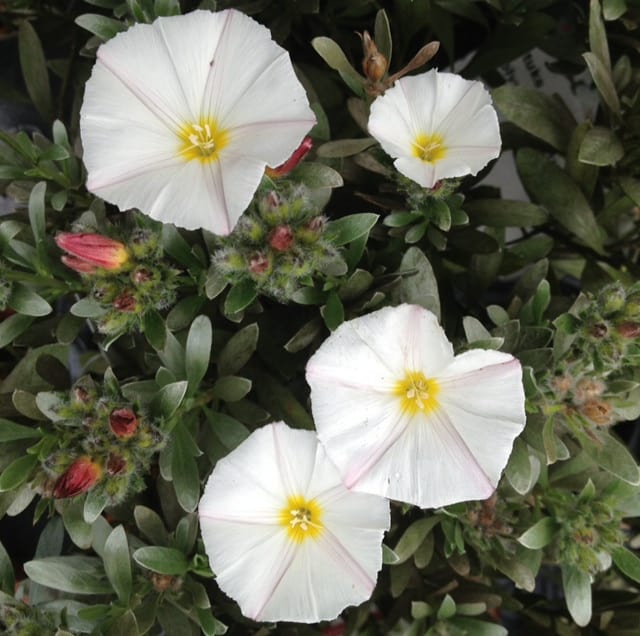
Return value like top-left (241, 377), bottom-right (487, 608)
top-left (1, 1), bottom-right (640, 634)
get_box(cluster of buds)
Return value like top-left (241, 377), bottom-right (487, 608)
top-left (0, 598), bottom-right (61, 636)
top-left (55, 228), bottom-right (180, 335)
top-left (546, 282), bottom-right (640, 428)
top-left (212, 181), bottom-right (345, 302)
top-left (36, 376), bottom-right (165, 504)
top-left (459, 492), bottom-right (521, 563)
top-left (544, 485), bottom-right (624, 577)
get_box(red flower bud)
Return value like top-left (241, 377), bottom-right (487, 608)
top-left (265, 137), bottom-right (313, 178)
top-left (617, 321), bottom-right (640, 339)
top-left (56, 233), bottom-right (129, 272)
top-left (109, 407), bottom-right (139, 439)
top-left (53, 457), bottom-right (102, 498)
top-left (113, 291), bottom-right (137, 312)
top-left (268, 225), bottom-right (294, 251)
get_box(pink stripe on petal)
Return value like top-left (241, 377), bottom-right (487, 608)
top-left (317, 529), bottom-right (376, 594)
top-left (252, 539), bottom-right (298, 621)
top-left (97, 50), bottom-right (183, 132)
top-left (87, 154), bottom-right (183, 191)
top-left (431, 408), bottom-right (495, 492)
top-left (343, 410), bottom-right (410, 488)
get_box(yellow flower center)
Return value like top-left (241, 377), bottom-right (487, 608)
top-left (412, 133), bottom-right (447, 163)
top-left (394, 370), bottom-right (440, 415)
top-left (279, 495), bottom-right (323, 543)
top-left (178, 118), bottom-right (229, 162)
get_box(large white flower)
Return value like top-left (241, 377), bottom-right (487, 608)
top-left (80, 9), bottom-right (315, 234)
top-left (198, 421), bottom-right (390, 623)
top-left (306, 304), bottom-right (526, 509)
top-left (367, 69), bottom-right (501, 188)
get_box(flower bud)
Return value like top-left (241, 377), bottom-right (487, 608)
top-left (131, 267), bottom-right (153, 285)
top-left (616, 321), bottom-right (640, 339)
top-left (249, 252), bottom-right (271, 275)
top-left (360, 31), bottom-right (387, 82)
top-left (53, 457), bottom-right (102, 498)
top-left (265, 137), bottom-right (313, 178)
top-left (268, 225), bottom-right (294, 251)
top-left (598, 283), bottom-right (625, 316)
top-left (109, 407), bottom-right (139, 439)
top-left (106, 453), bottom-right (127, 476)
top-left (113, 291), bottom-right (137, 312)
top-left (579, 399), bottom-right (614, 426)
top-left (55, 233), bottom-right (129, 271)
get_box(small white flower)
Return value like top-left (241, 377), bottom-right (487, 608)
top-left (198, 421), bottom-right (390, 623)
top-left (367, 69), bottom-right (501, 188)
top-left (80, 9), bottom-right (315, 235)
top-left (306, 304), bottom-right (525, 509)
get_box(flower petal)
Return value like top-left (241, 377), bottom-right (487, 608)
top-left (81, 9), bottom-right (314, 234)
top-left (199, 422), bottom-right (389, 623)
top-left (367, 69), bottom-right (501, 188)
top-left (437, 350), bottom-right (526, 487)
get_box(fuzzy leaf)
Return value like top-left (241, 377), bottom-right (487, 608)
top-left (217, 323), bottom-right (258, 376)
top-left (18, 22), bottom-right (53, 121)
top-left (0, 419), bottom-right (41, 442)
top-left (185, 315), bottom-right (212, 393)
top-left (465, 199), bottom-right (548, 227)
top-left (311, 37), bottom-right (365, 96)
top-left (224, 279), bottom-right (257, 315)
top-left (612, 547), bottom-right (640, 583)
top-left (24, 556), bottom-right (112, 595)
top-left (0, 454), bottom-right (38, 492)
top-left (393, 517), bottom-right (440, 564)
top-left (9, 283), bottom-right (52, 317)
top-left (133, 546), bottom-right (189, 576)
top-left (134, 506), bottom-right (169, 547)
top-left (578, 126), bottom-right (624, 166)
top-left (561, 565), bottom-right (592, 627)
top-left (518, 517), bottom-right (559, 549)
top-left (171, 426), bottom-right (200, 513)
top-left (327, 213), bottom-right (379, 246)
top-left (492, 85), bottom-right (574, 151)
top-left (583, 51), bottom-right (621, 115)
top-left (75, 13), bottom-right (126, 41)
top-left (516, 148), bottom-right (605, 254)
top-left (103, 526), bottom-right (132, 603)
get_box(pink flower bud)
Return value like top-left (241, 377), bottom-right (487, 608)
top-left (109, 407), bottom-right (139, 438)
top-left (56, 233), bottom-right (129, 271)
top-left (53, 457), bottom-right (102, 498)
top-left (268, 225), bottom-right (294, 251)
top-left (265, 137), bottom-right (313, 177)
top-left (249, 252), bottom-right (270, 275)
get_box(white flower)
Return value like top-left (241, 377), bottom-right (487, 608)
top-left (198, 421), bottom-right (390, 623)
top-left (306, 304), bottom-right (525, 509)
top-left (80, 9), bottom-right (315, 235)
top-left (367, 69), bottom-right (501, 188)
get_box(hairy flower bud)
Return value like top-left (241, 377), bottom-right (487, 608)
top-left (53, 457), bottom-right (102, 498)
top-left (56, 233), bottom-right (129, 272)
top-left (580, 399), bottom-right (614, 426)
top-left (616, 321), bottom-right (640, 339)
top-left (249, 252), bottom-right (271, 275)
top-left (113, 291), bottom-right (137, 312)
top-left (109, 407), bottom-right (139, 439)
top-left (269, 225), bottom-right (294, 251)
